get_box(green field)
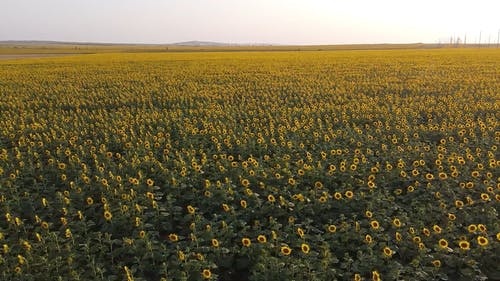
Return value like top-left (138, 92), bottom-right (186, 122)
top-left (0, 47), bottom-right (499, 281)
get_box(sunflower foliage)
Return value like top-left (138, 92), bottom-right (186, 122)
top-left (0, 49), bottom-right (499, 281)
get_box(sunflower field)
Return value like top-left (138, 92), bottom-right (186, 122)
top-left (0, 49), bottom-right (499, 281)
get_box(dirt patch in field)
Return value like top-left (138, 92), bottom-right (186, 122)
top-left (0, 54), bottom-right (78, 60)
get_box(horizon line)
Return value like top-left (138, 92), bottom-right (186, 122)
top-left (0, 39), bottom-right (437, 46)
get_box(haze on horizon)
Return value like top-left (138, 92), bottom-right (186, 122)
top-left (1, 0), bottom-right (499, 45)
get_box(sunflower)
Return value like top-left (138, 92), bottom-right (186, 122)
top-left (372, 270), bottom-right (381, 281)
top-left (334, 192), bottom-right (342, 200)
top-left (432, 260), bottom-right (441, 268)
top-left (257, 235), bottom-right (267, 243)
top-left (267, 194), bottom-right (276, 203)
top-left (354, 273), bottom-right (362, 281)
top-left (187, 205), bottom-right (195, 214)
top-left (241, 178), bottom-right (250, 187)
top-left (86, 197), bottom-right (94, 205)
top-left (327, 225), bottom-right (337, 233)
top-left (477, 236), bottom-right (488, 247)
top-left (477, 224), bottom-right (487, 233)
top-left (345, 191), bottom-right (354, 199)
top-left (467, 224), bottom-right (477, 233)
top-left (432, 225), bottom-right (442, 234)
top-left (222, 204), bottom-right (230, 212)
top-left (395, 232), bottom-right (402, 241)
top-left (196, 253), bottom-right (204, 261)
top-left (392, 218), bottom-right (401, 227)
top-left (241, 238), bottom-right (251, 247)
top-left (168, 233), bottom-right (179, 242)
top-left (245, 188), bottom-right (253, 196)
top-left (438, 238), bottom-right (448, 249)
top-left (365, 234), bottom-right (373, 244)
top-left (370, 220), bottom-right (380, 230)
top-left (297, 228), bottom-right (305, 238)
top-left (422, 228), bottom-right (430, 237)
top-left (281, 246), bottom-right (292, 256)
top-left (202, 269), bottom-right (212, 279)
top-left (455, 200), bottom-right (464, 208)
top-left (367, 181), bottom-right (376, 188)
top-left (365, 210), bottom-right (373, 218)
top-left (175, 250), bottom-right (185, 262)
top-left (458, 240), bottom-right (470, 250)
top-left (240, 200), bottom-right (247, 208)
top-left (383, 246), bottom-right (393, 257)
top-left (103, 211), bottom-right (112, 221)
top-left (480, 193), bottom-right (490, 201)
top-left (301, 243), bottom-right (310, 254)
top-left (211, 239), bottom-right (219, 248)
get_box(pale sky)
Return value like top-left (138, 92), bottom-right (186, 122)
top-left (0, 0), bottom-right (499, 45)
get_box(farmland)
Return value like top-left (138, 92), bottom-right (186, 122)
top-left (0, 48), bottom-right (499, 281)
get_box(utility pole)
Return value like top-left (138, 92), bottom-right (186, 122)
top-left (479, 31), bottom-right (482, 47)
top-left (497, 29), bottom-right (499, 48)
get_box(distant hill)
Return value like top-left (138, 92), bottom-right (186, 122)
top-left (0, 40), bottom-right (273, 47)
top-left (171, 41), bottom-right (233, 46)
top-left (1, 41), bottom-right (487, 55)
top-left (170, 41), bottom-right (273, 46)
top-left (0, 40), bottom-right (134, 46)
